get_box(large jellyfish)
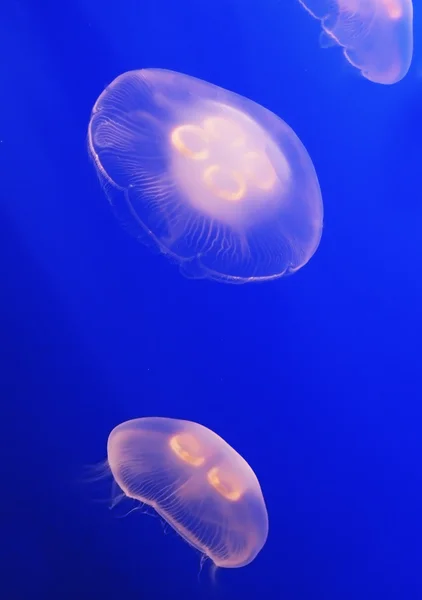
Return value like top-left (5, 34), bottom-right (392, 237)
top-left (88, 68), bottom-right (323, 283)
top-left (106, 416), bottom-right (268, 568)
top-left (298, 0), bottom-right (414, 84)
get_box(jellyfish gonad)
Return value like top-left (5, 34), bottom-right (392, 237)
top-left (106, 416), bottom-right (268, 568)
top-left (298, 0), bottom-right (413, 84)
top-left (88, 68), bottom-right (323, 283)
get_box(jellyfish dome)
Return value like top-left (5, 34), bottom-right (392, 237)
top-left (107, 416), bottom-right (268, 568)
top-left (88, 68), bottom-right (323, 283)
top-left (298, 0), bottom-right (413, 84)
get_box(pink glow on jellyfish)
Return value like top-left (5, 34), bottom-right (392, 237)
top-left (298, 0), bottom-right (413, 84)
top-left (88, 69), bottom-right (323, 283)
top-left (106, 417), bottom-right (268, 568)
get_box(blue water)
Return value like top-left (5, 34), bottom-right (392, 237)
top-left (1, 1), bottom-right (422, 599)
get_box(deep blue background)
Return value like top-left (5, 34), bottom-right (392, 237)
top-left (1, 1), bottom-right (422, 599)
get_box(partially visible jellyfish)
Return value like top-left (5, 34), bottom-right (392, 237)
top-left (88, 68), bottom-right (323, 283)
top-left (105, 416), bottom-right (268, 568)
top-left (298, 0), bottom-right (413, 84)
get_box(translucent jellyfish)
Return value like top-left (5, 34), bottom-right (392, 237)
top-left (298, 0), bottom-right (414, 84)
top-left (87, 68), bottom-right (323, 283)
top-left (106, 416), bottom-right (268, 568)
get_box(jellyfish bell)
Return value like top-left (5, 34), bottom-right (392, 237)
top-left (298, 0), bottom-right (414, 84)
top-left (105, 416), bottom-right (269, 569)
top-left (88, 68), bottom-right (323, 283)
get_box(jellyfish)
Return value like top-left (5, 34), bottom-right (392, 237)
top-left (87, 68), bottom-right (323, 283)
top-left (298, 0), bottom-right (413, 84)
top-left (105, 416), bottom-right (268, 568)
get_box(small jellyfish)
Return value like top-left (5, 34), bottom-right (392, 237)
top-left (88, 68), bottom-right (322, 283)
top-left (298, 0), bottom-right (414, 84)
top-left (106, 416), bottom-right (268, 568)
